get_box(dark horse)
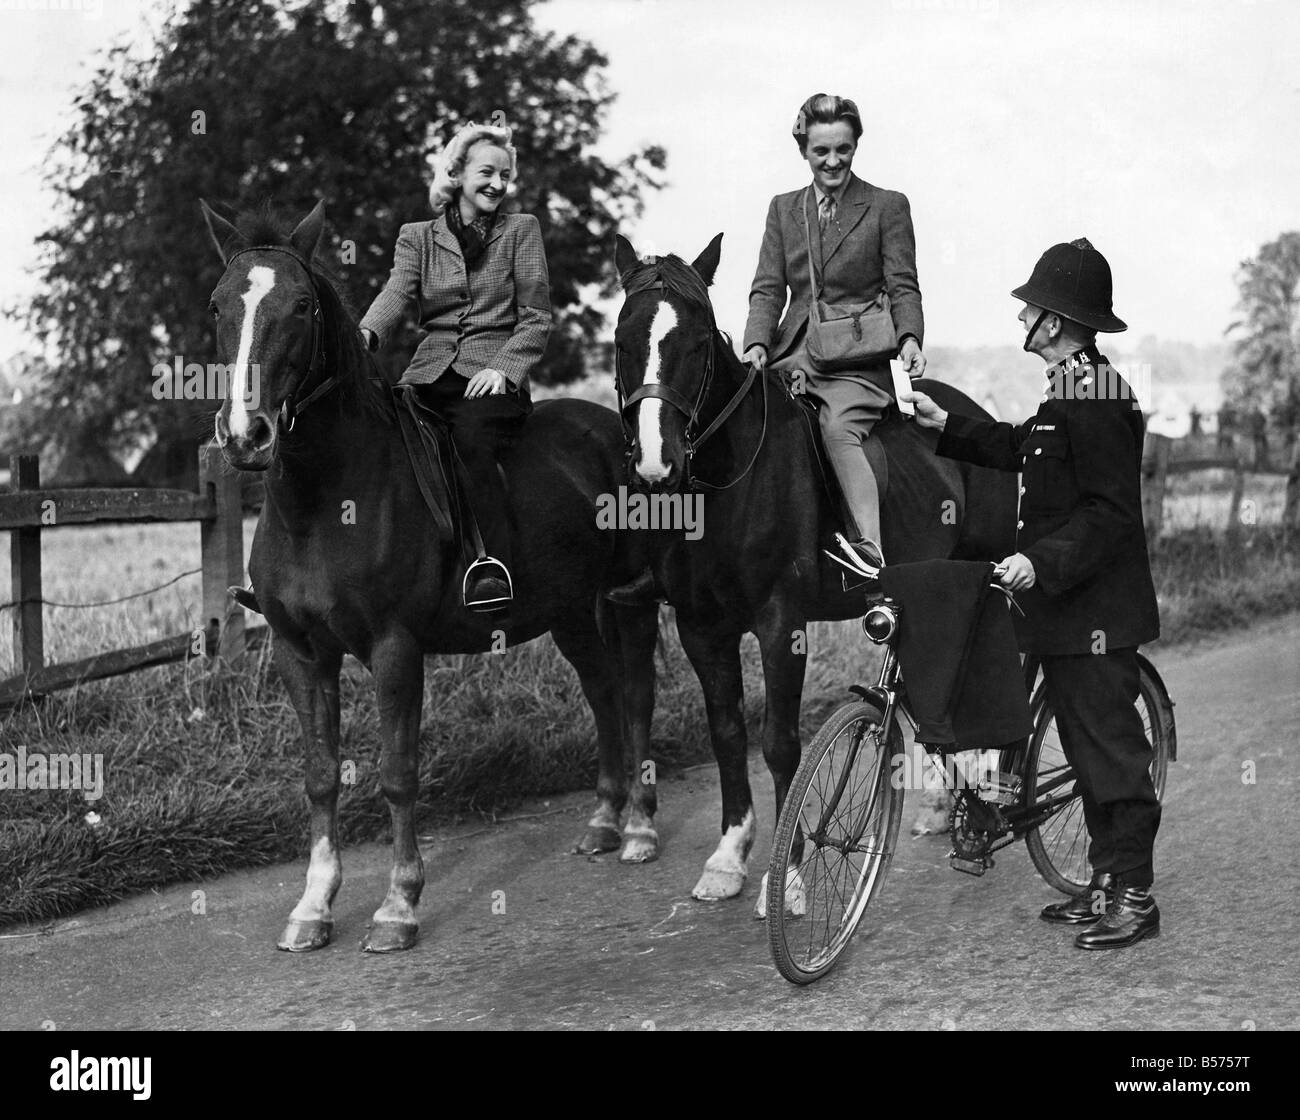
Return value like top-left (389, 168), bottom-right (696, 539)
top-left (201, 199), bottom-right (659, 952)
top-left (610, 233), bottom-right (1018, 910)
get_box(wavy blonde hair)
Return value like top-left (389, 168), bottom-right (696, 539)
top-left (428, 122), bottom-right (518, 214)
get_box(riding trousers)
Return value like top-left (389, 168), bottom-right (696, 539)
top-left (412, 371), bottom-right (531, 565)
top-left (803, 368), bottom-right (892, 545)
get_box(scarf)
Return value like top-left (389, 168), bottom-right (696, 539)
top-left (446, 201), bottom-right (497, 267)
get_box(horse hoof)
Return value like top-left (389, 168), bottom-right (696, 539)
top-left (619, 831), bottom-right (660, 864)
top-left (574, 826), bottom-right (621, 855)
top-left (754, 870), bottom-right (807, 919)
top-left (691, 868), bottom-right (746, 901)
top-left (277, 919), bottom-right (334, 952)
top-left (361, 921), bottom-right (419, 953)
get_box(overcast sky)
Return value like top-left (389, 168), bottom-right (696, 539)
top-left (1, 0), bottom-right (1298, 363)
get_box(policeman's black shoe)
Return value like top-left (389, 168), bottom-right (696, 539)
top-left (228, 585), bottom-right (262, 614)
top-left (1040, 872), bottom-right (1115, 925)
top-left (604, 567), bottom-right (662, 606)
top-left (1074, 886), bottom-right (1160, 950)
top-left (463, 557), bottom-right (513, 613)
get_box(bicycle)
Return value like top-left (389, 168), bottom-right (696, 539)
top-left (765, 553), bottom-right (1177, 985)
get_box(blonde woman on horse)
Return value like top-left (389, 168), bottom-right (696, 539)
top-left (359, 121), bottom-right (552, 611)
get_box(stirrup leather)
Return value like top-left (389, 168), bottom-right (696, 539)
top-left (463, 556), bottom-right (514, 612)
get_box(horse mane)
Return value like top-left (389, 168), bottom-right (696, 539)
top-left (232, 205), bottom-right (394, 426)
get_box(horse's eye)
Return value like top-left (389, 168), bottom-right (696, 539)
top-left (296, 296), bottom-right (312, 313)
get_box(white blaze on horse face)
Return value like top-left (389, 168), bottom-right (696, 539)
top-left (229, 264), bottom-right (276, 439)
top-left (635, 300), bottom-right (679, 482)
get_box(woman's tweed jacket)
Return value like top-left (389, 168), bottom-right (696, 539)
top-left (360, 211), bottom-right (551, 389)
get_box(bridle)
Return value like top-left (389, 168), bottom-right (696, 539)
top-left (616, 260), bottom-right (766, 491)
top-left (224, 244), bottom-right (339, 432)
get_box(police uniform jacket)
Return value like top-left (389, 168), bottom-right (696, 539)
top-left (359, 212), bottom-right (551, 390)
top-left (936, 346), bottom-right (1160, 655)
top-left (742, 172), bottom-right (924, 390)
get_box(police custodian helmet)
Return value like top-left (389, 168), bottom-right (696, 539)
top-left (1011, 237), bottom-right (1127, 333)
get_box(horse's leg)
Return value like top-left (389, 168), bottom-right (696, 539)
top-left (752, 597), bottom-right (809, 919)
top-left (554, 615), bottom-right (632, 856)
top-left (277, 643), bottom-right (345, 952)
top-left (614, 602), bottom-right (662, 863)
top-left (361, 630), bottom-right (425, 953)
top-left (676, 618), bottom-right (755, 901)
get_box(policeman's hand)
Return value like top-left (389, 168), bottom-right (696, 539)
top-left (899, 336), bottom-right (927, 378)
top-left (742, 345), bottom-right (768, 371)
top-left (464, 369), bottom-right (507, 398)
top-left (901, 389), bottom-right (948, 431)
top-left (996, 553), bottom-right (1036, 592)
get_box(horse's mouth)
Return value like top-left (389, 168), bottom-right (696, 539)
top-left (218, 439), bottom-right (275, 472)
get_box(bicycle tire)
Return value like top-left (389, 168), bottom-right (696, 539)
top-left (1024, 659), bottom-right (1175, 894)
top-left (767, 699), bottom-right (905, 984)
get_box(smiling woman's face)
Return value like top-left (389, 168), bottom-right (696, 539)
top-left (804, 120), bottom-right (857, 195)
top-left (458, 141), bottom-right (513, 218)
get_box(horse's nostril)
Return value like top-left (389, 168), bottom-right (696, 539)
top-left (247, 414), bottom-right (273, 449)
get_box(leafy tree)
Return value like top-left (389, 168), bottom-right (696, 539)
top-left (1223, 231), bottom-right (1300, 435)
top-left (18, 0), bottom-right (664, 484)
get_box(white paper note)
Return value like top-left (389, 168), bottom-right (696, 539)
top-left (891, 359), bottom-right (915, 415)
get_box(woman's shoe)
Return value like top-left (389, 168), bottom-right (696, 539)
top-left (604, 567), bottom-right (662, 606)
top-left (463, 557), bottom-right (513, 613)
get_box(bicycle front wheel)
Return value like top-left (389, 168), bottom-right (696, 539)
top-left (1024, 660), bottom-right (1176, 895)
top-left (767, 699), bottom-right (905, 984)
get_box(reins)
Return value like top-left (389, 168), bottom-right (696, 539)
top-left (616, 259), bottom-right (768, 490)
top-left (225, 244), bottom-right (339, 431)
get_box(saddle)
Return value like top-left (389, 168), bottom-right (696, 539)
top-left (392, 385), bottom-right (512, 606)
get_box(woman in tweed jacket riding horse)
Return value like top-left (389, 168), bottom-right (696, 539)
top-left (359, 122), bottom-right (552, 611)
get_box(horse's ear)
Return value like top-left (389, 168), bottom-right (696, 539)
top-left (290, 200), bottom-right (327, 260)
top-left (691, 233), bottom-right (724, 286)
top-left (614, 233), bottom-right (639, 281)
top-left (200, 199), bottom-right (241, 264)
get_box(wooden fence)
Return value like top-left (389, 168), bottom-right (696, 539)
top-left (1141, 431), bottom-right (1300, 548)
top-left (0, 444), bottom-right (264, 709)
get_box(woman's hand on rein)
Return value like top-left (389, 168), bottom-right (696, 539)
top-left (742, 345), bottom-right (768, 371)
top-left (464, 369), bottom-right (508, 398)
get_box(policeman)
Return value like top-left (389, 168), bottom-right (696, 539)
top-left (906, 238), bottom-right (1162, 950)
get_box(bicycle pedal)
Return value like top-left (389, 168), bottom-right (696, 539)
top-left (948, 855), bottom-right (993, 876)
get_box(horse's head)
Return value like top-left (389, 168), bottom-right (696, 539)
top-left (201, 199), bottom-right (330, 471)
top-left (613, 233), bottom-right (723, 492)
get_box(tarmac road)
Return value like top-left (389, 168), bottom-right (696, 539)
top-left (2, 613), bottom-right (1296, 1031)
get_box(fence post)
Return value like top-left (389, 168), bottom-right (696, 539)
top-left (1285, 438), bottom-right (1300, 536)
top-left (1226, 459), bottom-right (1247, 544)
top-left (8, 453), bottom-right (44, 678)
top-left (198, 443), bottom-right (245, 659)
top-left (1141, 432), bottom-right (1170, 551)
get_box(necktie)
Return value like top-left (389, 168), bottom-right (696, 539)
top-left (819, 194), bottom-right (835, 232)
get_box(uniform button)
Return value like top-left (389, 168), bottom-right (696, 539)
top-left (1017, 519), bottom-right (1024, 530)
top-left (1019, 486), bottom-right (1026, 496)
top-left (1034, 447), bottom-right (1043, 455)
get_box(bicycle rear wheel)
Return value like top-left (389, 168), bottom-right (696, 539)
top-left (1024, 659), bottom-right (1175, 895)
top-left (767, 699), bottom-right (905, 984)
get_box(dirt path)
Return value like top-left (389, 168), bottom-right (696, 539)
top-left (2, 616), bottom-right (1297, 1030)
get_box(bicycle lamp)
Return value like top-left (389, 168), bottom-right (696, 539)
top-left (862, 602), bottom-right (898, 644)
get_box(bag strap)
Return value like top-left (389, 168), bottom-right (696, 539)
top-left (802, 187), bottom-right (824, 300)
